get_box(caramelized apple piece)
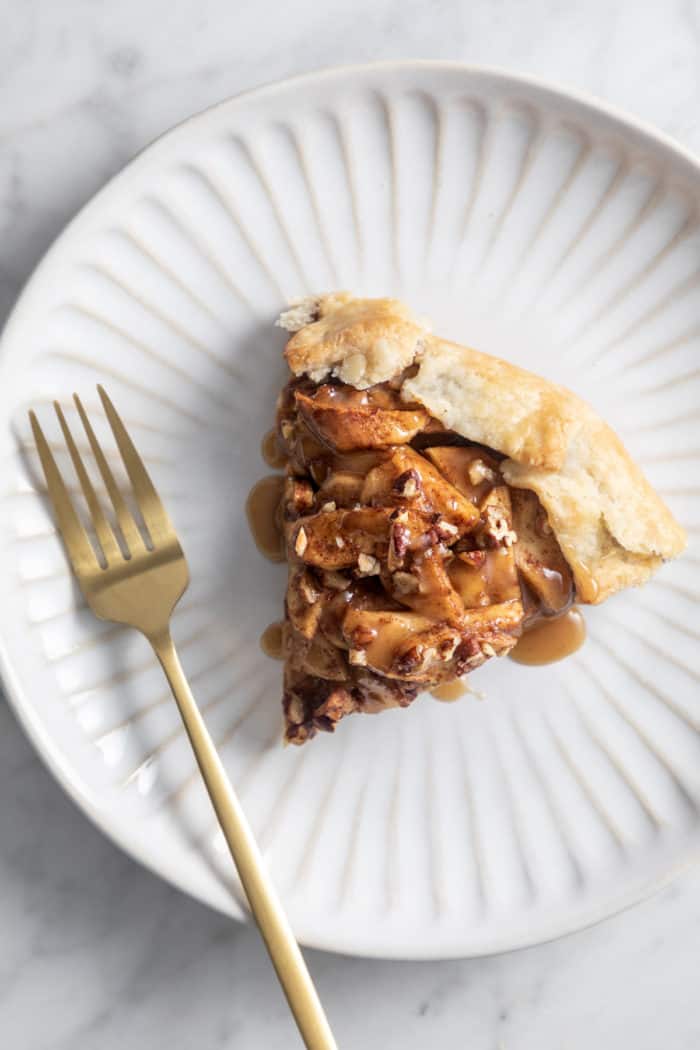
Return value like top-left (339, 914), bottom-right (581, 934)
top-left (343, 600), bottom-right (522, 682)
top-left (291, 505), bottom-right (470, 572)
top-left (385, 548), bottom-right (465, 622)
top-left (342, 608), bottom-right (461, 681)
top-left (317, 470), bottom-right (365, 508)
top-left (288, 507), bottom-right (390, 569)
top-left (460, 599), bottom-right (524, 635)
top-left (279, 417), bottom-right (328, 476)
top-left (318, 582), bottom-right (401, 647)
top-left (288, 628), bottom-right (348, 681)
top-left (295, 383), bottom-right (429, 451)
top-left (452, 601), bottom-right (524, 671)
top-left (329, 449), bottom-right (389, 474)
top-left (425, 445), bottom-right (502, 504)
top-left (361, 446), bottom-right (479, 532)
top-left (510, 488), bottom-right (573, 613)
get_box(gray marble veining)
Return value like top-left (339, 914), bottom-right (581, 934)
top-left (2, 1), bottom-right (700, 1046)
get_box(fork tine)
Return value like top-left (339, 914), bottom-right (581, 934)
top-left (54, 402), bottom-right (123, 566)
top-left (29, 411), bottom-right (98, 575)
top-left (73, 393), bottom-right (145, 556)
top-left (97, 385), bottom-right (174, 546)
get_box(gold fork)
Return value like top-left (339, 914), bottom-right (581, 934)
top-left (29, 386), bottom-right (337, 1050)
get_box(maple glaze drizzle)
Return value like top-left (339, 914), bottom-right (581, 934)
top-left (431, 680), bottom-right (468, 702)
top-left (246, 475), bottom-right (286, 562)
top-left (260, 621), bottom-right (285, 660)
top-left (509, 607), bottom-right (586, 666)
top-left (261, 428), bottom-right (288, 469)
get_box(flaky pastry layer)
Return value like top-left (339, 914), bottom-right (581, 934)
top-left (279, 293), bottom-right (686, 603)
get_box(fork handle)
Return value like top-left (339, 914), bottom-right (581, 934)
top-left (150, 630), bottom-right (337, 1050)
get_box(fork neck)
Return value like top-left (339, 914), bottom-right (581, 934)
top-left (145, 627), bottom-right (175, 660)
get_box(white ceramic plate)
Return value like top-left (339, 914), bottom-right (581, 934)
top-left (1, 63), bottom-right (699, 959)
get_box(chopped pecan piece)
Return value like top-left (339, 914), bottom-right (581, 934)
top-left (479, 487), bottom-right (518, 549)
top-left (357, 553), bottom-right (381, 576)
top-left (393, 468), bottom-right (422, 499)
top-left (294, 526), bottom-right (309, 556)
top-left (284, 476), bottom-right (315, 519)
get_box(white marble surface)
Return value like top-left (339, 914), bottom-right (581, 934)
top-left (2, 1), bottom-right (700, 1046)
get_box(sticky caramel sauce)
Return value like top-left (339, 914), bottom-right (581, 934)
top-left (260, 621), bottom-right (285, 660)
top-left (250, 411), bottom-right (586, 680)
top-left (431, 680), bottom-right (468, 702)
top-left (261, 428), bottom-right (288, 469)
top-left (246, 475), bottom-right (286, 562)
top-left (574, 564), bottom-right (600, 603)
top-left (538, 565), bottom-right (571, 612)
top-left (509, 607), bottom-right (586, 666)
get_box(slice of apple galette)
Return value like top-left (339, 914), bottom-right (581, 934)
top-left (272, 293), bottom-right (686, 744)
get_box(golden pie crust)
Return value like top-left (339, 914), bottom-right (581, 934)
top-left (280, 293), bottom-right (686, 604)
